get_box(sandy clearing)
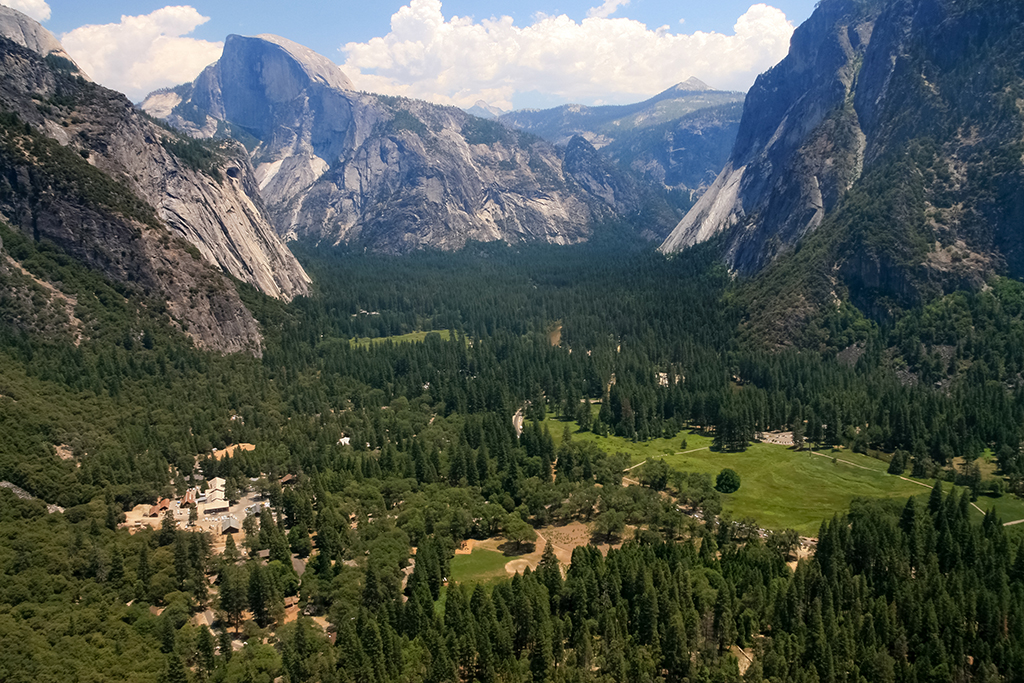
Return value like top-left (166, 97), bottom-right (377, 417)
top-left (212, 443), bottom-right (256, 460)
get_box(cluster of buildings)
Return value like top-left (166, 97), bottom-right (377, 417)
top-left (139, 472), bottom-right (297, 536)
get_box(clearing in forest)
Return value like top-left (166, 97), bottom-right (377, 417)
top-left (544, 414), bottom-right (1024, 536)
top-left (351, 329), bottom-right (452, 347)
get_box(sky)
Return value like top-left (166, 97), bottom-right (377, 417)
top-left (2, 0), bottom-right (819, 109)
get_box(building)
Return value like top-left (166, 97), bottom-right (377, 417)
top-left (182, 489), bottom-right (197, 507)
top-left (147, 499), bottom-right (170, 517)
top-left (280, 474), bottom-right (296, 486)
top-left (208, 477), bottom-right (226, 492)
top-left (221, 517), bottom-right (240, 534)
top-left (204, 501), bottom-right (229, 515)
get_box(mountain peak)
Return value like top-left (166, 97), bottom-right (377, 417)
top-left (464, 100), bottom-right (507, 119)
top-left (667, 77), bottom-right (711, 93)
top-left (0, 5), bottom-right (86, 76)
top-left (241, 33), bottom-right (353, 91)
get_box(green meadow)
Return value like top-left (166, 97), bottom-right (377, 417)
top-left (545, 414), bottom-right (1024, 536)
top-left (351, 329), bottom-right (453, 347)
top-left (448, 548), bottom-right (510, 585)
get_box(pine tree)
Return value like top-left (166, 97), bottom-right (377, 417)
top-left (159, 510), bottom-right (177, 546)
top-left (160, 654), bottom-right (189, 683)
top-left (196, 625), bottom-right (216, 679)
top-left (219, 566), bottom-right (248, 633)
top-left (248, 562), bottom-right (274, 628)
top-left (223, 533), bottom-right (240, 564)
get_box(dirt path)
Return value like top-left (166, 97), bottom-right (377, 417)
top-left (811, 450), bottom-right (989, 516)
top-left (809, 450), bottom-right (881, 472)
top-left (513, 406), bottom-right (525, 437)
top-left (1004, 518), bottom-right (1024, 527)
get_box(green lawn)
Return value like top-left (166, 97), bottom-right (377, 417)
top-left (545, 413), bottom-right (1024, 536)
top-left (448, 548), bottom-right (509, 585)
top-left (654, 443), bottom-right (930, 535)
top-left (351, 329), bottom-right (452, 347)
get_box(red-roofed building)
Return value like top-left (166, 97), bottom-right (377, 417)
top-left (147, 499), bottom-right (171, 517)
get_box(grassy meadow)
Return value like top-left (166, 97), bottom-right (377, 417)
top-left (351, 329), bottom-right (453, 347)
top-left (544, 412), bottom-right (1024, 536)
top-left (449, 548), bottom-right (510, 585)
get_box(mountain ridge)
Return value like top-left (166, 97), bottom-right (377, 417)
top-left (663, 0), bottom-right (1024, 338)
top-left (0, 13), bottom-right (311, 355)
top-left (144, 34), bottom-right (684, 251)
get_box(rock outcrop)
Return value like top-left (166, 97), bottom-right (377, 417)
top-left (664, 0), bottom-right (1024, 319)
top-left (0, 5), bottom-right (80, 68)
top-left (0, 14), bottom-right (311, 354)
top-left (660, 0), bottom-right (878, 272)
top-left (145, 34), bottom-right (680, 251)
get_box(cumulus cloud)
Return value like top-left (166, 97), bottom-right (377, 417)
top-left (2, 0), bottom-right (50, 22)
top-left (587, 0), bottom-right (629, 20)
top-left (341, 0), bottom-right (793, 110)
top-left (61, 6), bottom-right (223, 102)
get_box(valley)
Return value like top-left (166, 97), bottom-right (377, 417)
top-left (1, 0), bottom-right (1024, 681)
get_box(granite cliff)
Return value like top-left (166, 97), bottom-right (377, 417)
top-left (145, 34), bottom-right (682, 250)
top-left (662, 0), bottom-right (1024, 321)
top-left (0, 8), bottom-right (310, 354)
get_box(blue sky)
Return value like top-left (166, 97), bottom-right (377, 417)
top-left (7, 0), bottom-right (820, 108)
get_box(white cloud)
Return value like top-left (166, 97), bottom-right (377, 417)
top-left (587, 0), bottom-right (629, 20)
top-left (61, 6), bottom-right (222, 102)
top-left (2, 0), bottom-right (50, 22)
top-left (341, 0), bottom-right (793, 110)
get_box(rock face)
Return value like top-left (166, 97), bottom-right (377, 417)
top-left (0, 5), bottom-right (79, 68)
top-left (660, 0), bottom-right (878, 272)
top-left (600, 102), bottom-right (744, 194)
top-left (464, 101), bottom-right (506, 120)
top-left (663, 0), bottom-right (1024, 320)
top-left (0, 17), bottom-right (311, 354)
top-left (499, 81), bottom-right (745, 196)
top-left (145, 34), bottom-right (680, 251)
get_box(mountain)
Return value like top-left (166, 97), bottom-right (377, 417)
top-left (143, 35), bottom-right (681, 251)
top-left (0, 7), bottom-right (310, 355)
top-left (498, 80), bottom-right (745, 195)
top-left (498, 79), bottom-right (743, 147)
top-left (464, 100), bottom-right (506, 120)
top-left (600, 102), bottom-right (744, 194)
top-left (661, 0), bottom-right (1024, 321)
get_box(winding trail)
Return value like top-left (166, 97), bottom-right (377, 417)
top-left (809, 450), bottom-right (991, 517)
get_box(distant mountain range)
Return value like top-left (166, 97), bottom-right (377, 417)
top-left (142, 34), bottom-right (689, 252)
top-left (495, 79), bottom-right (744, 195)
top-left (497, 78), bottom-right (742, 147)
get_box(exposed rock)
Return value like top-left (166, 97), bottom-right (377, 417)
top-left (145, 34), bottom-right (679, 250)
top-left (464, 100), bottom-right (506, 120)
top-left (0, 20), bottom-right (310, 354)
top-left (669, 0), bottom-right (1024, 329)
top-left (0, 5), bottom-right (81, 71)
top-left (661, 0), bottom-right (877, 272)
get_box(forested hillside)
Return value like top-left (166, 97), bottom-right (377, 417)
top-left (3, 220), bottom-right (1024, 681)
